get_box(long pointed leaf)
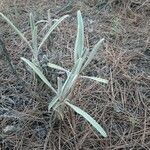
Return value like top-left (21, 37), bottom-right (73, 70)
top-left (47, 62), bottom-right (69, 73)
top-left (29, 13), bottom-right (35, 33)
top-left (30, 13), bottom-right (38, 59)
top-left (82, 38), bottom-right (104, 70)
top-left (81, 76), bottom-right (108, 84)
top-left (66, 101), bottom-right (107, 137)
top-left (57, 77), bottom-right (63, 94)
top-left (38, 15), bottom-right (69, 50)
top-left (36, 20), bottom-right (48, 24)
top-left (62, 58), bottom-right (83, 97)
top-left (47, 9), bottom-right (52, 25)
top-left (74, 10), bottom-right (84, 62)
top-left (21, 57), bottom-right (56, 93)
top-left (0, 13), bottom-right (32, 50)
top-left (32, 26), bottom-right (38, 57)
top-left (48, 96), bottom-right (59, 110)
top-left (72, 58), bottom-right (83, 75)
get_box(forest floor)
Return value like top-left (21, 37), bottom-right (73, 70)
top-left (0, 0), bottom-right (150, 149)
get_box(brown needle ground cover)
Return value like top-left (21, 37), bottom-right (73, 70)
top-left (0, 0), bottom-right (150, 149)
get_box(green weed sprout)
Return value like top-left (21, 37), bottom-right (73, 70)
top-left (0, 10), bottom-right (68, 66)
top-left (1, 10), bottom-right (108, 137)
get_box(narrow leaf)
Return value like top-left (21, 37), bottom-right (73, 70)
top-left (48, 96), bottom-right (59, 110)
top-left (36, 20), bottom-right (48, 25)
top-left (70, 58), bottom-right (83, 76)
top-left (66, 101), bottom-right (107, 137)
top-left (38, 15), bottom-right (69, 50)
top-left (21, 57), bottom-right (57, 93)
top-left (61, 74), bottom-right (77, 98)
top-left (57, 77), bottom-right (63, 94)
top-left (29, 13), bottom-right (35, 33)
top-left (74, 10), bottom-right (84, 62)
top-left (80, 47), bottom-right (90, 70)
top-left (0, 13), bottom-right (32, 50)
top-left (47, 9), bottom-right (51, 25)
top-left (30, 13), bottom-right (38, 59)
top-left (82, 38), bottom-right (104, 70)
top-left (32, 26), bottom-right (38, 58)
top-left (47, 62), bottom-right (69, 73)
top-left (81, 76), bottom-right (108, 84)
top-left (30, 13), bottom-right (37, 48)
top-left (61, 58), bottom-right (83, 97)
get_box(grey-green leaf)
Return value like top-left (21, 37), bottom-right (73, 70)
top-left (29, 13), bottom-right (38, 60)
top-left (36, 20), bottom-right (48, 25)
top-left (29, 13), bottom-right (35, 33)
top-left (38, 14), bottom-right (69, 50)
top-left (82, 38), bottom-right (104, 70)
top-left (21, 57), bottom-right (56, 93)
top-left (74, 10), bottom-right (84, 62)
top-left (61, 58), bottom-right (83, 97)
top-left (32, 26), bottom-right (38, 58)
top-left (65, 101), bottom-right (107, 137)
top-left (47, 62), bottom-right (69, 73)
top-left (47, 9), bottom-right (51, 24)
top-left (0, 13), bottom-right (32, 50)
top-left (48, 96), bottom-right (59, 110)
top-left (81, 76), bottom-right (108, 84)
top-left (57, 77), bottom-right (63, 94)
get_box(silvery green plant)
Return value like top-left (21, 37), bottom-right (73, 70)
top-left (0, 10), bottom-right (68, 66)
top-left (22, 11), bottom-right (108, 137)
top-left (1, 10), bottom-right (108, 137)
